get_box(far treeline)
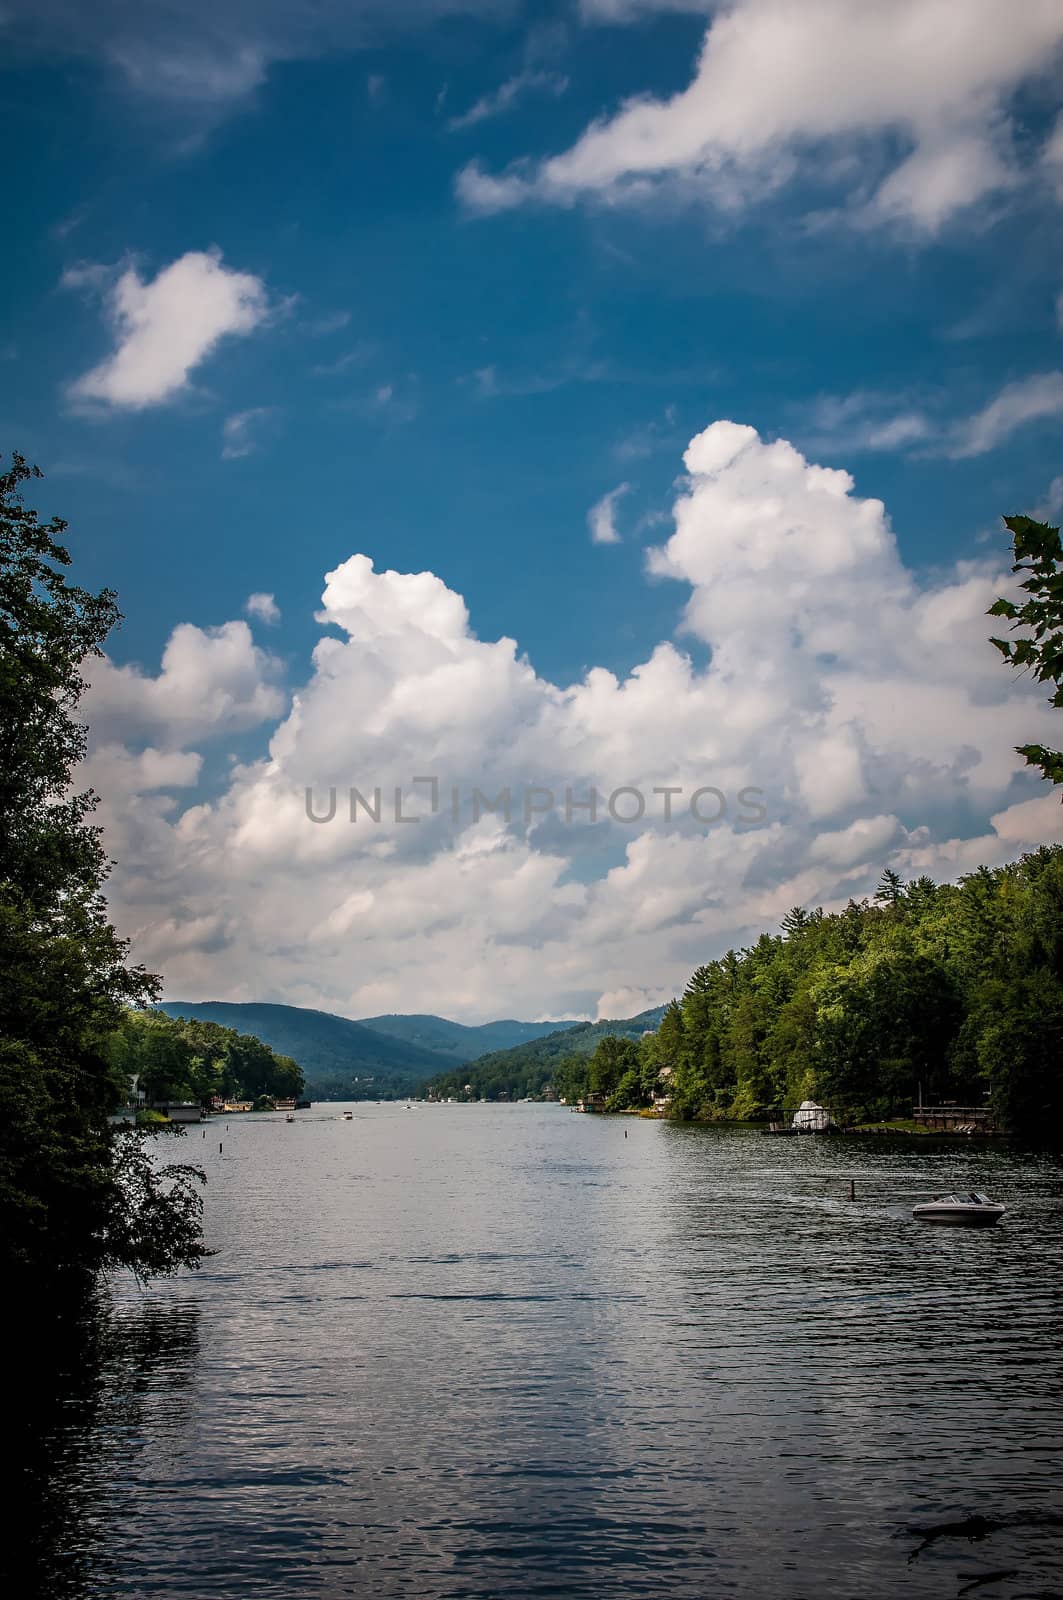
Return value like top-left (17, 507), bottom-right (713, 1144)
top-left (430, 848), bottom-right (1063, 1136)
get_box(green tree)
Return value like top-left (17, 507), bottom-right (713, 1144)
top-left (0, 456), bottom-right (205, 1278)
top-left (989, 514), bottom-right (1063, 786)
top-left (974, 973), bottom-right (1063, 1139)
top-left (815, 945), bottom-right (962, 1119)
top-left (588, 1035), bottom-right (639, 1100)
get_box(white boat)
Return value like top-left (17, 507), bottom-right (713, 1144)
top-left (285, 1112), bottom-right (295, 1123)
top-left (342, 1111), bottom-right (354, 1121)
top-left (912, 1191), bottom-right (1005, 1227)
top-left (792, 1099), bottom-right (830, 1132)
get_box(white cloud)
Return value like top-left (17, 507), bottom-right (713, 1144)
top-left (809, 815), bottom-right (903, 870)
top-left (990, 791), bottom-right (1063, 845)
top-left (305, 309), bottom-right (352, 337)
top-left (110, 40), bottom-right (267, 104)
top-left (245, 592), bottom-right (281, 625)
top-left (66, 250), bottom-right (269, 410)
top-left (802, 375), bottom-right (1063, 462)
top-left (1033, 476), bottom-right (1063, 521)
top-left (1044, 112), bottom-right (1063, 197)
top-left (84, 620), bottom-right (284, 747)
top-left (588, 482), bottom-right (631, 544)
top-left (222, 406), bottom-right (275, 458)
top-left (449, 69), bottom-right (568, 130)
top-left (81, 745), bottom-right (204, 795)
top-left (798, 391), bottom-right (933, 457)
top-left (341, 380), bottom-right (420, 423)
top-left (594, 985), bottom-right (673, 1021)
top-left (83, 420), bottom-right (1063, 1022)
top-left (8, 0), bottom-right (508, 114)
top-left (947, 371), bottom-right (1063, 458)
top-left (580, 0), bottom-right (710, 18)
top-left (461, 0), bottom-right (1063, 230)
top-left (311, 344), bottom-right (373, 377)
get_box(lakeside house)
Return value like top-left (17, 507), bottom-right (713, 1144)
top-left (652, 1064), bottom-right (674, 1112)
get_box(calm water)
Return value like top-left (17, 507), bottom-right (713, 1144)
top-left (16, 1106), bottom-right (1063, 1599)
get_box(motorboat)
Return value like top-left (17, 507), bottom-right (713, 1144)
top-left (912, 1191), bottom-right (1005, 1227)
top-left (285, 1112), bottom-right (295, 1123)
top-left (342, 1111), bottom-right (354, 1121)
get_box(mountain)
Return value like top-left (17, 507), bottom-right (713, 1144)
top-left (356, 1014), bottom-right (581, 1063)
top-left (422, 1005), bottom-right (669, 1100)
top-left (157, 1001), bottom-right (454, 1098)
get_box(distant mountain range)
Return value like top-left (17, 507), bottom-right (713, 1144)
top-left (358, 1013), bottom-right (579, 1063)
top-left (157, 1000), bottom-right (583, 1098)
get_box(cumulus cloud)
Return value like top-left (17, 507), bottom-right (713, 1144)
top-left (66, 250), bottom-right (269, 409)
top-left (83, 420), bottom-right (1063, 1022)
top-left (245, 592), bottom-right (281, 625)
top-left (594, 985), bottom-right (673, 1021)
top-left (588, 482), bottom-right (631, 544)
top-left (461, 0), bottom-right (1063, 230)
top-left (84, 619), bottom-right (284, 747)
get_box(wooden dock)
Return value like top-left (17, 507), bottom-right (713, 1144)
top-left (912, 1104), bottom-right (997, 1133)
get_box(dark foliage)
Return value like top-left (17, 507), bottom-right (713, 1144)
top-left (0, 456), bottom-right (205, 1279)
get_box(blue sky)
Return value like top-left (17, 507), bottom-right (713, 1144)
top-left (5, 0), bottom-right (1063, 1021)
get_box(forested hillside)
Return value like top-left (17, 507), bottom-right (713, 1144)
top-left (423, 1006), bottom-right (667, 1100)
top-left (158, 1001), bottom-right (452, 1096)
top-left (653, 851), bottom-right (1063, 1134)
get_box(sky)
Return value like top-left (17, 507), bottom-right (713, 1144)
top-left (4, 0), bottom-right (1063, 1023)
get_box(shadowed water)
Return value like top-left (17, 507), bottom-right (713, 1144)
top-left (15, 1106), bottom-right (1063, 1598)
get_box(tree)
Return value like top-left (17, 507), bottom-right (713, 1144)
top-left (0, 456), bottom-right (205, 1278)
top-left (781, 906), bottom-right (810, 939)
top-left (974, 973), bottom-right (1063, 1139)
top-left (989, 514), bottom-right (1063, 787)
top-left (874, 866), bottom-right (904, 907)
top-left (588, 1035), bottom-right (640, 1100)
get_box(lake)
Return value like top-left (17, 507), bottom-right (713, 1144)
top-left (17, 1105), bottom-right (1063, 1599)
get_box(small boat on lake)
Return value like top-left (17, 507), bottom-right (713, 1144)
top-left (912, 1192), bottom-right (1005, 1227)
top-left (285, 1112), bottom-right (295, 1123)
top-left (342, 1111), bottom-right (354, 1121)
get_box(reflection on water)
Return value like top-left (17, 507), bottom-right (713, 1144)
top-left (15, 1108), bottom-right (1063, 1599)
top-left (14, 1289), bottom-right (200, 1599)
